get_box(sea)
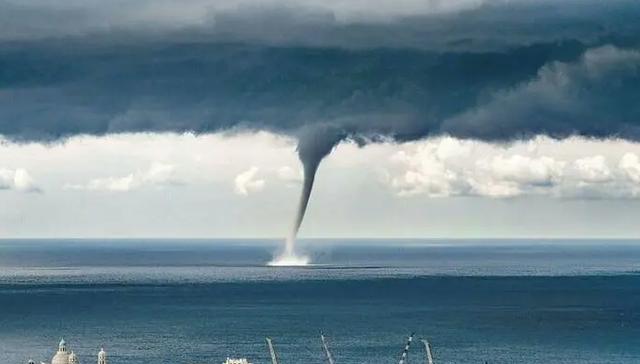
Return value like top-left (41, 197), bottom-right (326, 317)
top-left (1, 239), bottom-right (639, 364)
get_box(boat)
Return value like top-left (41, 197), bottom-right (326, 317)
top-left (223, 358), bottom-right (252, 364)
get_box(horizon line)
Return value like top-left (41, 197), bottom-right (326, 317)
top-left (1, 237), bottom-right (640, 241)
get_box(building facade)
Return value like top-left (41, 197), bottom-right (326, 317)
top-left (28, 339), bottom-right (107, 364)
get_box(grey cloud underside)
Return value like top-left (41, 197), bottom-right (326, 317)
top-left (2, 41), bottom-right (639, 144)
top-left (0, 41), bottom-right (582, 139)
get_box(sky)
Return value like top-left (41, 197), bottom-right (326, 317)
top-left (3, 133), bottom-right (640, 238)
top-left (1, 0), bottom-right (640, 239)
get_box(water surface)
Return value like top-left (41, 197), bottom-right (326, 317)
top-left (1, 239), bottom-right (639, 364)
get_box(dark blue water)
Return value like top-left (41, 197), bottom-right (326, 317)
top-left (1, 239), bottom-right (640, 364)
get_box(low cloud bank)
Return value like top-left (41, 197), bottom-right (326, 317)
top-left (387, 137), bottom-right (640, 199)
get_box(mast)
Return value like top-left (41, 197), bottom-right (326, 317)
top-left (398, 333), bottom-right (415, 364)
top-left (421, 340), bottom-right (434, 364)
top-left (266, 337), bottom-right (279, 364)
top-left (320, 332), bottom-right (335, 364)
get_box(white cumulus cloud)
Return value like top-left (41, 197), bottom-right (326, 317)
top-left (620, 153), bottom-right (640, 183)
top-left (389, 138), bottom-right (471, 197)
top-left (386, 137), bottom-right (640, 199)
top-left (388, 138), bottom-right (565, 198)
top-left (481, 154), bottom-right (564, 186)
top-left (572, 155), bottom-right (612, 184)
top-left (66, 162), bottom-right (181, 192)
top-left (234, 166), bottom-right (266, 196)
top-left (470, 154), bottom-right (563, 198)
top-left (0, 168), bottom-right (40, 192)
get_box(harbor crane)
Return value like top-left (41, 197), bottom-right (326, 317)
top-left (421, 340), bottom-right (434, 364)
top-left (320, 332), bottom-right (335, 364)
top-left (263, 332), bottom-right (444, 364)
top-left (265, 337), bottom-right (279, 364)
top-left (398, 333), bottom-right (415, 364)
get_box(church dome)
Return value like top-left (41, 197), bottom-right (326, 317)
top-left (51, 338), bottom-right (70, 364)
top-left (52, 349), bottom-right (70, 364)
top-left (68, 351), bottom-right (79, 364)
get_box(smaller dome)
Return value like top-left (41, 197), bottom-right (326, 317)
top-left (52, 351), bottom-right (70, 364)
top-left (68, 351), bottom-right (79, 364)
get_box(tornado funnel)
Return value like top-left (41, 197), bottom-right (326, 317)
top-left (269, 125), bottom-right (346, 266)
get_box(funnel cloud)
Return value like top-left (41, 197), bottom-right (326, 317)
top-left (272, 125), bottom-right (346, 264)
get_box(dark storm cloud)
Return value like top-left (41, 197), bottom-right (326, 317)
top-left (2, 41), bottom-right (639, 143)
top-left (441, 46), bottom-right (640, 141)
top-left (205, 1), bottom-right (640, 51)
top-left (1, 0), bottom-right (639, 144)
top-left (2, 1), bottom-right (640, 50)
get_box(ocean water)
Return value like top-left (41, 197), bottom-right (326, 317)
top-left (1, 239), bottom-right (640, 364)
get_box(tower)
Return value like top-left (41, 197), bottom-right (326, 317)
top-left (52, 338), bottom-right (71, 364)
top-left (98, 348), bottom-right (107, 364)
top-left (59, 339), bottom-right (68, 353)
